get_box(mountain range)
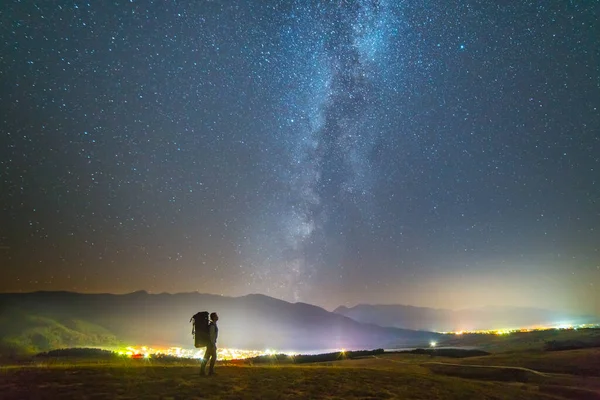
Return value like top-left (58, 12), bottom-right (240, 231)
top-left (0, 291), bottom-right (438, 356)
top-left (3, 291), bottom-right (595, 358)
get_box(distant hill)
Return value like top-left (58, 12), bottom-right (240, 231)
top-left (333, 304), bottom-right (597, 332)
top-left (0, 291), bottom-right (438, 356)
top-left (0, 304), bottom-right (120, 358)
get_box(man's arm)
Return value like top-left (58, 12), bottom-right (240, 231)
top-left (209, 325), bottom-right (216, 346)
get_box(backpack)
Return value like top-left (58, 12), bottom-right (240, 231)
top-left (190, 311), bottom-right (210, 348)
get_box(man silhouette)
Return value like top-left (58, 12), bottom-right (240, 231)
top-left (200, 312), bottom-right (218, 376)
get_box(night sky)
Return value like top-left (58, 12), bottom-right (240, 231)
top-left (1, 1), bottom-right (599, 315)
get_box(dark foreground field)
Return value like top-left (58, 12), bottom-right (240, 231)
top-left (2, 348), bottom-right (600, 400)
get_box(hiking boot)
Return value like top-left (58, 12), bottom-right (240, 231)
top-left (208, 370), bottom-right (216, 376)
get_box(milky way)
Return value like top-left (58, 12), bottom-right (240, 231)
top-left (243, 1), bottom-right (406, 300)
top-left (1, 1), bottom-right (599, 314)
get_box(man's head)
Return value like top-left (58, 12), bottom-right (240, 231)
top-left (210, 312), bottom-right (219, 322)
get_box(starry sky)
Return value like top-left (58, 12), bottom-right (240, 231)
top-left (1, 1), bottom-right (599, 316)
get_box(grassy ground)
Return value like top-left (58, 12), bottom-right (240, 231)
top-left (3, 349), bottom-right (600, 399)
top-left (376, 348), bottom-right (600, 376)
top-left (0, 363), bottom-right (558, 400)
top-left (448, 348), bottom-right (600, 376)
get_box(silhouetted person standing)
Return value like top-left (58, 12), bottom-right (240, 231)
top-left (201, 312), bottom-right (218, 376)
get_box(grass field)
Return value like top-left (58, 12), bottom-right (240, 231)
top-left (378, 348), bottom-right (600, 376)
top-left (2, 348), bottom-right (600, 399)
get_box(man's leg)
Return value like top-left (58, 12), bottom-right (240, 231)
top-left (208, 345), bottom-right (217, 374)
top-left (200, 347), bottom-right (209, 375)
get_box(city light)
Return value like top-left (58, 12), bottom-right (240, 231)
top-left (110, 345), bottom-right (299, 361)
top-left (438, 323), bottom-right (599, 336)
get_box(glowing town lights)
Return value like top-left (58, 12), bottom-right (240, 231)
top-left (265, 349), bottom-right (275, 356)
top-left (557, 324), bottom-right (573, 330)
top-left (437, 323), bottom-right (600, 336)
top-left (113, 345), bottom-right (295, 360)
